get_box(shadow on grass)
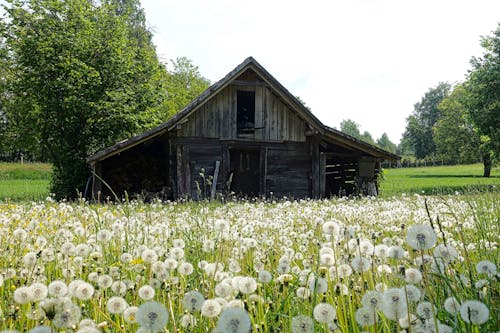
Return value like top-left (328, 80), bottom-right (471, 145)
top-left (401, 184), bottom-right (499, 195)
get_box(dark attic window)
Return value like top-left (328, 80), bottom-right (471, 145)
top-left (237, 90), bottom-right (255, 132)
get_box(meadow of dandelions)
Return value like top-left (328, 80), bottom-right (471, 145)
top-left (0, 193), bottom-right (498, 332)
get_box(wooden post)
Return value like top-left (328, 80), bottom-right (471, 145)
top-left (210, 160), bottom-right (220, 200)
top-left (320, 152), bottom-right (326, 198)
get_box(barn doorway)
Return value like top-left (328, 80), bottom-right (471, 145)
top-left (229, 149), bottom-right (260, 196)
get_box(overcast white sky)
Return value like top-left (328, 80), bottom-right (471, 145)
top-left (140, 0), bottom-right (499, 143)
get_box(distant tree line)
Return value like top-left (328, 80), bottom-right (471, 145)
top-left (341, 23), bottom-right (499, 177)
top-left (0, 0), bottom-right (209, 198)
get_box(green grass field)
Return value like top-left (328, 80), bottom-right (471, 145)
top-left (0, 162), bottom-right (499, 201)
top-left (0, 162), bottom-right (52, 201)
top-left (380, 163), bottom-right (500, 197)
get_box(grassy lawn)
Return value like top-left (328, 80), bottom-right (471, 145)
top-left (380, 163), bottom-right (500, 197)
top-left (1, 162), bottom-right (499, 201)
top-left (0, 162), bottom-right (52, 201)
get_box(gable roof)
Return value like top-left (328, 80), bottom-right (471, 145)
top-left (87, 57), bottom-right (400, 163)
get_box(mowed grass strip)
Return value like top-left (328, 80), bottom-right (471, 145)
top-left (381, 163), bottom-right (500, 197)
top-left (0, 162), bottom-right (52, 201)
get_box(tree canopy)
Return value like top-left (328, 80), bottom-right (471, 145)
top-left (1, 0), bottom-right (209, 197)
top-left (463, 24), bottom-right (500, 176)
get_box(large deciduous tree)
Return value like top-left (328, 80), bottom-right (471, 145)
top-left (402, 82), bottom-right (451, 159)
top-left (463, 24), bottom-right (500, 177)
top-left (433, 85), bottom-right (481, 164)
top-left (2, 0), bottom-right (170, 198)
top-left (377, 133), bottom-right (397, 154)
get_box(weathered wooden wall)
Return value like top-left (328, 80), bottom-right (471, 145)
top-left (99, 134), bottom-right (170, 199)
top-left (266, 143), bottom-right (311, 198)
top-left (176, 70), bottom-right (307, 142)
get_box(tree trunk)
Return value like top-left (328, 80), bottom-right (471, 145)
top-left (482, 152), bottom-right (491, 177)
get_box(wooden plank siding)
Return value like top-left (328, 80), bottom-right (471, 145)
top-left (175, 84), bottom-right (307, 142)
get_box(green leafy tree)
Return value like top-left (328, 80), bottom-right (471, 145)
top-left (361, 131), bottom-right (375, 145)
top-left (464, 24), bottom-right (500, 177)
top-left (165, 57), bottom-right (211, 116)
top-left (402, 82), bottom-right (451, 159)
top-left (433, 85), bottom-right (481, 164)
top-left (340, 119), bottom-right (362, 139)
top-left (2, 0), bottom-right (169, 198)
top-left (377, 133), bottom-right (397, 154)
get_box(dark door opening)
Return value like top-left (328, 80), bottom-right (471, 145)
top-left (229, 149), bottom-right (260, 196)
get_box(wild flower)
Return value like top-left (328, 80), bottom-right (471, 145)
top-left (123, 306), bottom-right (139, 323)
top-left (404, 267), bottom-right (423, 284)
top-left (291, 315), bottom-right (314, 333)
top-left (387, 245), bottom-right (405, 259)
top-left (355, 307), bottom-right (377, 326)
top-left (182, 291), bottom-right (205, 312)
top-left (351, 256), bottom-right (371, 272)
top-left (476, 260), bottom-right (497, 277)
top-left (416, 301), bottom-right (436, 320)
top-left (74, 281), bottom-right (95, 300)
top-left (29, 282), bottom-right (48, 302)
top-left (459, 300), bottom-right (489, 325)
top-left (136, 301), bottom-right (169, 332)
top-left (97, 274), bottom-right (113, 289)
top-left (433, 244), bottom-right (459, 262)
top-left (443, 296), bottom-right (461, 315)
top-left (201, 299), bottom-right (222, 318)
top-left (52, 301), bottom-right (82, 329)
top-left (403, 284), bottom-right (422, 303)
top-left (180, 313), bottom-right (197, 328)
top-left (237, 276), bottom-right (257, 294)
top-left (13, 286), bottom-right (32, 304)
top-left (406, 224), bottom-right (437, 250)
top-left (313, 302), bottom-right (336, 323)
top-left (382, 288), bottom-right (408, 321)
top-left (178, 261), bottom-right (194, 275)
top-left (106, 296), bottom-right (128, 314)
top-left (216, 307), bottom-right (251, 333)
top-left (215, 282), bottom-right (233, 298)
top-left (138, 285), bottom-right (155, 300)
top-left (361, 290), bottom-right (382, 310)
top-left (258, 270), bottom-right (272, 283)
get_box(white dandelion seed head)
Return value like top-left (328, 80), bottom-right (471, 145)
top-left (388, 245), bottom-right (405, 259)
top-left (361, 290), bottom-right (382, 310)
top-left (201, 299), bottom-right (222, 318)
top-left (182, 291), bottom-right (205, 312)
top-left (138, 285), bottom-right (155, 301)
top-left (404, 268), bottom-right (423, 284)
top-left (406, 224), bottom-right (437, 251)
top-left (180, 313), bottom-right (197, 328)
top-left (313, 302), bottom-right (336, 323)
top-left (382, 288), bottom-right (408, 321)
top-left (216, 307), bottom-right (251, 333)
top-left (416, 301), bottom-right (436, 320)
top-left (238, 277), bottom-right (257, 294)
top-left (136, 301), bottom-right (169, 331)
top-left (355, 307), bottom-right (377, 327)
top-left (433, 244), bottom-right (458, 262)
top-left (351, 256), bottom-right (371, 272)
top-left (13, 286), bottom-right (32, 304)
top-left (141, 249), bottom-right (158, 264)
top-left (459, 300), bottom-right (489, 325)
top-left (29, 282), bottom-right (48, 302)
top-left (97, 274), bottom-right (113, 289)
top-left (123, 306), bottom-right (139, 323)
top-left (444, 297), bottom-right (461, 315)
top-left (291, 315), bottom-right (314, 333)
top-left (178, 262), bottom-right (194, 275)
top-left (403, 284), bottom-right (422, 303)
top-left (476, 260), bottom-right (496, 277)
top-left (74, 281), bottom-right (95, 301)
top-left (258, 270), bottom-right (272, 283)
top-left (296, 286), bottom-right (311, 300)
top-left (106, 296), bottom-right (128, 314)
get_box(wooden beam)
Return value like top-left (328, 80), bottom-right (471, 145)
top-left (210, 160), bottom-right (220, 200)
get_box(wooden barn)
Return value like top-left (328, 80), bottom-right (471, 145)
top-left (87, 57), bottom-right (399, 200)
